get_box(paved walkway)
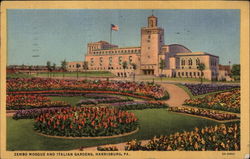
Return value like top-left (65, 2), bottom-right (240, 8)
top-left (158, 83), bottom-right (190, 107)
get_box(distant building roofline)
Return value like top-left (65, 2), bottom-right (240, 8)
top-left (175, 52), bottom-right (219, 58)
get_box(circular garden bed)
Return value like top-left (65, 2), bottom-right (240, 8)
top-left (34, 107), bottom-right (139, 137)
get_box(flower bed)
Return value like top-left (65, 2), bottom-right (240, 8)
top-left (110, 101), bottom-right (168, 110)
top-left (76, 97), bottom-right (133, 105)
top-left (125, 122), bottom-right (240, 151)
top-left (84, 94), bottom-right (121, 99)
top-left (168, 107), bottom-right (239, 121)
top-left (6, 94), bottom-right (69, 110)
top-left (9, 90), bottom-right (154, 100)
top-left (34, 107), bottom-right (138, 137)
top-left (13, 107), bottom-right (70, 120)
top-left (97, 146), bottom-right (118, 151)
top-left (183, 83), bottom-right (240, 96)
top-left (184, 89), bottom-right (240, 113)
top-left (7, 78), bottom-right (169, 100)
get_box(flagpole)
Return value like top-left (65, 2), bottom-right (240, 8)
top-left (110, 24), bottom-right (112, 44)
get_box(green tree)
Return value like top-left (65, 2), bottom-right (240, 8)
top-left (197, 63), bottom-right (205, 84)
top-left (52, 63), bottom-right (56, 77)
top-left (231, 64), bottom-right (240, 81)
top-left (46, 61), bottom-right (51, 78)
top-left (61, 59), bottom-right (67, 78)
top-left (76, 63), bottom-right (81, 80)
top-left (159, 59), bottom-right (166, 82)
top-left (131, 63), bottom-right (137, 82)
top-left (83, 61), bottom-right (88, 80)
top-left (122, 61), bottom-right (128, 78)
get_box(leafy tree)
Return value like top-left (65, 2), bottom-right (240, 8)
top-left (46, 61), bottom-right (51, 78)
top-left (197, 63), bottom-right (205, 84)
top-left (131, 63), bottom-right (137, 82)
top-left (159, 59), bottom-right (166, 82)
top-left (52, 63), bottom-right (56, 77)
top-left (21, 64), bottom-right (25, 69)
top-left (83, 61), bottom-right (88, 80)
top-left (76, 63), bottom-right (81, 79)
top-left (122, 61), bottom-right (128, 78)
top-left (231, 64), bottom-right (240, 81)
top-left (28, 65), bottom-right (32, 75)
top-left (61, 59), bottom-right (67, 78)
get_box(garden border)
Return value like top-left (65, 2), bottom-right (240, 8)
top-left (168, 111), bottom-right (240, 123)
top-left (35, 127), bottom-right (139, 139)
top-left (8, 90), bottom-right (154, 100)
top-left (182, 105), bottom-right (240, 115)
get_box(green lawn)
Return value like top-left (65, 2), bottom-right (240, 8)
top-left (139, 77), bottom-right (210, 83)
top-left (36, 71), bottom-right (115, 78)
top-left (7, 73), bottom-right (34, 79)
top-left (7, 109), bottom-right (219, 151)
top-left (49, 96), bottom-right (86, 106)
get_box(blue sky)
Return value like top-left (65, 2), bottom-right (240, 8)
top-left (7, 9), bottom-right (240, 66)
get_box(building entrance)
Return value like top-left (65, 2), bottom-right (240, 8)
top-left (143, 69), bottom-right (154, 75)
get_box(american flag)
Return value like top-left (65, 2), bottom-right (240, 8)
top-left (111, 24), bottom-right (119, 31)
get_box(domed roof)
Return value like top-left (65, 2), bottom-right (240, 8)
top-left (168, 44), bottom-right (192, 53)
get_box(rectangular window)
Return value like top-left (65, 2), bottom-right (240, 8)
top-left (129, 56), bottom-right (132, 64)
top-left (90, 58), bottom-right (94, 66)
top-left (119, 56), bottom-right (122, 65)
top-left (109, 57), bottom-right (112, 66)
top-left (99, 57), bottom-right (103, 66)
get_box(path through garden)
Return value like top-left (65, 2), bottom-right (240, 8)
top-left (159, 83), bottom-right (190, 107)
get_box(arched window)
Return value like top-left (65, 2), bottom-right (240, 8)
top-left (188, 58), bottom-right (192, 65)
top-left (196, 58), bottom-right (200, 65)
top-left (181, 59), bottom-right (185, 65)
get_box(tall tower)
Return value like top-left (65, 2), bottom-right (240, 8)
top-left (140, 15), bottom-right (164, 76)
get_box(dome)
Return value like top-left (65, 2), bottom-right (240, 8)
top-left (168, 44), bottom-right (192, 53)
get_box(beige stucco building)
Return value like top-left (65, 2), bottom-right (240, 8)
top-left (68, 14), bottom-right (231, 81)
top-left (66, 61), bottom-right (85, 72)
